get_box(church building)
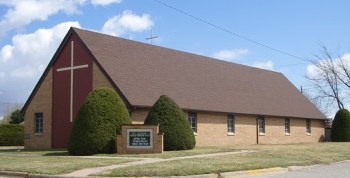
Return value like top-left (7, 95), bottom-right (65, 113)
top-left (22, 28), bottom-right (326, 149)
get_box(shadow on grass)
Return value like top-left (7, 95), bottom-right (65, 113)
top-left (43, 151), bottom-right (69, 156)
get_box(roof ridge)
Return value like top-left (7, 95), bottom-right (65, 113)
top-left (72, 27), bottom-right (282, 76)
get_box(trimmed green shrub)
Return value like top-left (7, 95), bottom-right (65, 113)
top-left (0, 124), bottom-right (24, 146)
top-left (10, 109), bottom-right (24, 124)
top-left (68, 87), bottom-right (132, 155)
top-left (331, 109), bottom-right (350, 142)
top-left (144, 95), bottom-right (195, 151)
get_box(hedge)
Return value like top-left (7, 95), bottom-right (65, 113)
top-left (331, 108), bottom-right (350, 142)
top-left (0, 124), bottom-right (24, 146)
top-left (144, 95), bottom-right (195, 151)
top-left (68, 87), bottom-right (132, 155)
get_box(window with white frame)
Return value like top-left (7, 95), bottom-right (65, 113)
top-left (227, 115), bottom-right (235, 133)
top-left (34, 113), bottom-right (43, 134)
top-left (258, 116), bottom-right (265, 134)
top-left (306, 119), bottom-right (311, 134)
top-left (285, 118), bottom-right (290, 134)
top-left (188, 112), bottom-right (197, 133)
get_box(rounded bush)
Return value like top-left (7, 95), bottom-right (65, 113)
top-left (68, 87), bottom-right (131, 155)
top-left (0, 125), bottom-right (24, 146)
top-left (144, 95), bottom-right (195, 151)
top-left (331, 109), bottom-right (350, 142)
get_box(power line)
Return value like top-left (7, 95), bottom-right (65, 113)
top-left (153, 0), bottom-right (311, 62)
top-left (274, 62), bottom-right (308, 67)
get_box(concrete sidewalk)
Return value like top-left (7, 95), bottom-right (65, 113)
top-left (62, 150), bottom-right (256, 177)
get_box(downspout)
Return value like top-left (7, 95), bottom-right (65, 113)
top-left (256, 116), bottom-right (259, 144)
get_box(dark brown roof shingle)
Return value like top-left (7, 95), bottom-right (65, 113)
top-left (74, 28), bottom-right (326, 120)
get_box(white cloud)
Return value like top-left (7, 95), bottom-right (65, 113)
top-left (306, 53), bottom-right (350, 78)
top-left (306, 63), bottom-right (320, 78)
top-left (91, 0), bottom-right (122, 5)
top-left (0, 21), bottom-right (80, 101)
top-left (212, 49), bottom-right (249, 61)
top-left (252, 60), bottom-right (274, 70)
top-left (101, 10), bottom-right (153, 36)
top-left (0, 0), bottom-right (124, 35)
top-left (0, 0), bottom-right (85, 36)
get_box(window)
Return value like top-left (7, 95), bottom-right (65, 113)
top-left (188, 112), bottom-right (197, 133)
top-left (227, 115), bottom-right (235, 133)
top-left (306, 119), bottom-right (311, 134)
top-left (258, 116), bottom-right (265, 134)
top-left (285, 118), bottom-right (290, 134)
top-left (34, 113), bottom-right (43, 134)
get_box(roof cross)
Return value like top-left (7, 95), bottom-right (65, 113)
top-left (57, 41), bottom-right (88, 122)
top-left (145, 30), bottom-right (158, 45)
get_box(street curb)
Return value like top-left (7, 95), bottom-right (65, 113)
top-left (0, 171), bottom-right (29, 177)
top-left (287, 160), bottom-right (350, 172)
top-left (220, 167), bottom-right (288, 177)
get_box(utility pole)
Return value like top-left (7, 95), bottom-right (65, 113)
top-left (145, 29), bottom-right (158, 45)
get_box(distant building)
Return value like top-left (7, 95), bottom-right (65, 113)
top-left (23, 28), bottom-right (326, 149)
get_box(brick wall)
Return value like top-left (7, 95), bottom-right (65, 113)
top-left (131, 109), bottom-right (149, 124)
top-left (92, 62), bottom-right (114, 89)
top-left (24, 69), bottom-right (53, 149)
top-left (190, 112), bottom-right (257, 146)
top-left (130, 110), bottom-right (325, 146)
top-left (259, 117), bottom-right (325, 144)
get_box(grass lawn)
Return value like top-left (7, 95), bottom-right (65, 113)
top-left (0, 154), bottom-right (136, 175)
top-left (100, 142), bottom-right (350, 177)
top-left (0, 146), bottom-right (238, 175)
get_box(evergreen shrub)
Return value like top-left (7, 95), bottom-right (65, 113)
top-left (331, 109), bottom-right (350, 142)
top-left (144, 95), bottom-right (195, 151)
top-left (68, 87), bottom-right (131, 155)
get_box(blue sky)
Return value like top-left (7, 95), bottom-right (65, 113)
top-left (0, 0), bottom-right (349, 117)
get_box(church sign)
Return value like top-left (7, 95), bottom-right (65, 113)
top-left (117, 125), bottom-right (163, 154)
top-left (127, 129), bottom-right (153, 148)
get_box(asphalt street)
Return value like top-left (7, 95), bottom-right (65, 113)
top-left (251, 161), bottom-right (350, 178)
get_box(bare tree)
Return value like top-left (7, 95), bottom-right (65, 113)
top-left (306, 46), bottom-right (350, 113)
top-left (302, 89), bottom-right (331, 116)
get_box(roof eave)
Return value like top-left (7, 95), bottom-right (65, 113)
top-left (131, 105), bottom-right (327, 120)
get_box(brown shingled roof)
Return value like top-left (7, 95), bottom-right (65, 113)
top-left (74, 28), bottom-right (326, 120)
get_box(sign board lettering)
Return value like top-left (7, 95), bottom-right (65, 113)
top-left (129, 131), bottom-right (151, 146)
top-left (127, 129), bottom-right (153, 149)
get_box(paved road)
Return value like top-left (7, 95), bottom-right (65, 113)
top-left (251, 161), bottom-right (350, 178)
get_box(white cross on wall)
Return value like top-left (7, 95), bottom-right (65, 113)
top-left (57, 41), bottom-right (88, 122)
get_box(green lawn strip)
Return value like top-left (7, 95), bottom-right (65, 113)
top-left (97, 146), bottom-right (239, 159)
top-left (0, 155), bottom-right (136, 175)
top-left (100, 143), bottom-right (350, 177)
top-left (0, 147), bottom-right (239, 158)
